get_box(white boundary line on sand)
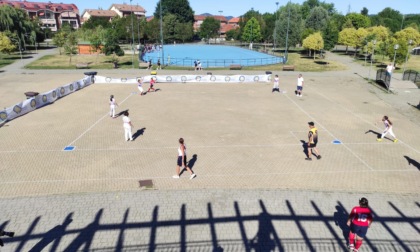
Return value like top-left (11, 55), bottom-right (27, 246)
top-left (307, 86), bottom-right (420, 154)
top-left (0, 168), bottom-right (416, 185)
top-left (65, 93), bottom-right (133, 147)
top-left (284, 93), bottom-right (375, 171)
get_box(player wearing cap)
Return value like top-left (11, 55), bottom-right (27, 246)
top-left (347, 197), bottom-right (373, 252)
top-left (306, 121), bottom-right (321, 160)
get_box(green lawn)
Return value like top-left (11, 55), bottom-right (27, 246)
top-left (0, 53), bottom-right (20, 68)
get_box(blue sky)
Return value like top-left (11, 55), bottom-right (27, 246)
top-left (71, 0), bottom-right (417, 17)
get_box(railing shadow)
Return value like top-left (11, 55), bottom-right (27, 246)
top-left (2, 198), bottom-right (419, 251)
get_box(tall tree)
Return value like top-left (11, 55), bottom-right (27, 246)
top-left (82, 16), bottom-right (111, 30)
top-left (361, 7), bottom-right (369, 16)
top-left (242, 17), bottom-right (262, 43)
top-left (344, 13), bottom-right (371, 29)
top-left (338, 28), bottom-right (357, 53)
top-left (305, 6), bottom-right (329, 33)
top-left (372, 8), bottom-right (403, 33)
top-left (199, 17), bottom-right (220, 41)
top-left (302, 32), bottom-right (324, 59)
top-left (0, 32), bottom-right (16, 54)
top-left (154, 0), bottom-right (194, 23)
top-left (274, 3), bottom-right (304, 50)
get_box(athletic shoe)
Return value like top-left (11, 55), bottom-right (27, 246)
top-left (393, 139), bottom-right (398, 143)
top-left (348, 244), bottom-right (354, 252)
top-left (376, 138), bottom-right (382, 142)
top-left (0, 239), bottom-right (3, 247)
top-left (172, 175), bottom-right (180, 179)
top-left (5, 232), bottom-right (14, 238)
top-left (299, 94), bottom-right (303, 97)
top-left (190, 174), bottom-right (196, 180)
top-left (305, 157), bottom-right (312, 161)
top-left (317, 155), bottom-right (322, 160)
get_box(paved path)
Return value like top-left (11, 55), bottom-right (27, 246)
top-left (0, 49), bottom-right (419, 251)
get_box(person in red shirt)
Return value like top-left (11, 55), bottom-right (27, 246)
top-left (147, 77), bottom-right (156, 93)
top-left (347, 197), bottom-right (373, 252)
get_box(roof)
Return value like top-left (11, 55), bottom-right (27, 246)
top-left (83, 9), bottom-right (117, 18)
top-left (146, 16), bottom-right (154, 22)
top-left (212, 15), bottom-right (227, 22)
top-left (194, 15), bottom-right (207, 21)
top-left (194, 15), bottom-right (227, 22)
top-left (110, 4), bottom-right (145, 13)
top-left (0, 0), bottom-right (79, 14)
top-left (220, 24), bottom-right (238, 33)
top-left (228, 17), bottom-right (240, 23)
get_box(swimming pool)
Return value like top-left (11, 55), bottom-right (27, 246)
top-left (141, 44), bottom-right (284, 68)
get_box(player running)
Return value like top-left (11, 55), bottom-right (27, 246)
top-left (347, 197), bottom-right (373, 252)
top-left (377, 115), bottom-right (398, 143)
top-left (305, 122), bottom-right (321, 160)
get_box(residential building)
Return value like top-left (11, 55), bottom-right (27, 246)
top-left (0, 0), bottom-right (80, 31)
top-left (81, 3), bottom-right (146, 24)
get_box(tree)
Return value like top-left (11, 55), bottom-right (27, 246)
top-left (394, 27), bottom-right (420, 46)
top-left (323, 14), bottom-right (344, 50)
top-left (175, 22), bottom-right (193, 43)
top-left (82, 16), bottom-right (111, 30)
top-left (144, 18), bottom-right (160, 43)
top-left (261, 12), bottom-right (275, 44)
top-left (163, 14), bottom-right (179, 42)
top-left (302, 32), bottom-right (324, 59)
top-left (226, 28), bottom-right (240, 41)
top-left (361, 7), bottom-right (369, 16)
top-left (344, 13), bottom-right (371, 29)
top-left (238, 9), bottom-right (267, 43)
top-left (305, 6), bottom-right (329, 33)
top-left (372, 8), bottom-right (403, 33)
top-left (354, 28), bottom-right (369, 56)
top-left (154, 0), bottom-right (194, 23)
top-left (0, 5), bottom-right (36, 50)
top-left (199, 17), bottom-right (221, 41)
top-left (385, 38), bottom-right (408, 66)
top-left (63, 31), bottom-right (78, 64)
top-left (338, 28), bottom-right (357, 53)
top-left (52, 30), bottom-right (67, 55)
top-left (301, 0), bottom-right (336, 19)
top-left (242, 17), bottom-right (262, 43)
top-left (274, 3), bottom-right (304, 50)
top-left (102, 28), bottom-right (124, 68)
top-left (0, 32), bottom-right (16, 54)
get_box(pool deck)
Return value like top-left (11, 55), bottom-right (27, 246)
top-left (0, 49), bottom-right (419, 251)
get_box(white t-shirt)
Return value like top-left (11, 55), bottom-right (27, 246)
top-left (297, 77), bottom-right (304, 86)
top-left (110, 98), bottom-right (115, 106)
top-left (386, 65), bottom-right (394, 73)
top-left (273, 77), bottom-right (279, 88)
top-left (123, 116), bottom-right (131, 128)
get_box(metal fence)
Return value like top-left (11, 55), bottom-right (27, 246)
top-left (403, 69), bottom-right (420, 83)
top-left (163, 57), bottom-right (286, 68)
top-left (376, 69), bottom-right (391, 89)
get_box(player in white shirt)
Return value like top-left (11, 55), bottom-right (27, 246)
top-left (137, 77), bottom-right (144, 96)
top-left (122, 111), bottom-right (133, 141)
top-left (109, 95), bottom-right (118, 118)
top-left (377, 115), bottom-right (398, 143)
top-left (272, 74), bottom-right (280, 93)
top-left (296, 74), bottom-right (304, 97)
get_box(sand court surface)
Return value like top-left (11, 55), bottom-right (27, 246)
top-left (0, 71), bottom-right (419, 198)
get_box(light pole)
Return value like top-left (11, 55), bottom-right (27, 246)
top-left (368, 40), bottom-right (376, 80)
top-left (160, 0), bottom-right (165, 66)
top-left (274, 2), bottom-right (279, 50)
top-left (285, 0), bottom-right (291, 61)
top-left (130, 0), bottom-right (135, 68)
top-left (389, 44), bottom-right (399, 92)
top-left (403, 39), bottom-right (413, 73)
top-left (218, 10), bottom-right (223, 40)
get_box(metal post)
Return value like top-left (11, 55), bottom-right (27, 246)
top-left (285, 0), bottom-right (291, 61)
top-left (368, 40), bottom-right (376, 80)
top-left (160, 0), bottom-right (165, 66)
top-left (390, 44), bottom-right (399, 92)
top-left (274, 2), bottom-right (279, 50)
top-left (403, 39), bottom-right (412, 74)
top-left (218, 10), bottom-right (223, 41)
top-left (130, 0), bottom-right (135, 68)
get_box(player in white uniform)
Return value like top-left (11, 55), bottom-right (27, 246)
top-left (377, 115), bottom-right (398, 142)
top-left (173, 138), bottom-right (196, 179)
top-left (109, 95), bottom-right (118, 118)
top-left (272, 74), bottom-right (280, 93)
top-left (122, 111), bottom-right (133, 141)
top-left (137, 77), bottom-right (144, 95)
top-left (296, 74), bottom-right (304, 97)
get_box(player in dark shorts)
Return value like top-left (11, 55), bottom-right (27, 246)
top-left (306, 121), bottom-right (321, 160)
top-left (347, 197), bottom-right (373, 252)
top-left (147, 77), bottom-right (156, 92)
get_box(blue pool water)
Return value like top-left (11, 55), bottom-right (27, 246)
top-left (141, 45), bottom-right (284, 68)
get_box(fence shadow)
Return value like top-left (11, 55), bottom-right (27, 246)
top-left (2, 198), bottom-right (418, 251)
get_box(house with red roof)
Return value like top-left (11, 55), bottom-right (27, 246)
top-left (81, 3), bottom-right (146, 24)
top-left (0, 0), bottom-right (80, 31)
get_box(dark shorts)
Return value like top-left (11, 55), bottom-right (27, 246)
top-left (297, 86), bottom-right (303, 91)
top-left (308, 143), bottom-right (317, 148)
top-left (350, 223), bottom-right (368, 238)
top-left (177, 156), bottom-right (187, 167)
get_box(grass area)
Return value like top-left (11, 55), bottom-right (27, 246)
top-left (336, 51), bottom-right (420, 73)
top-left (0, 53), bottom-right (21, 68)
top-left (26, 53), bottom-right (142, 70)
top-left (26, 48), bottom-right (348, 72)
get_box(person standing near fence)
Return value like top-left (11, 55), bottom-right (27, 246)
top-left (109, 95), bottom-right (118, 118)
top-left (347, 197), bottom-right (373, 252)
top-left (377, 115), bottom-right (398, 142)
top-left (122, 111), bottom-right (133, 141)
top-left (386, 63), bottom-right (395, 77)
top-left (173, 138), bottom-right (196, 179)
